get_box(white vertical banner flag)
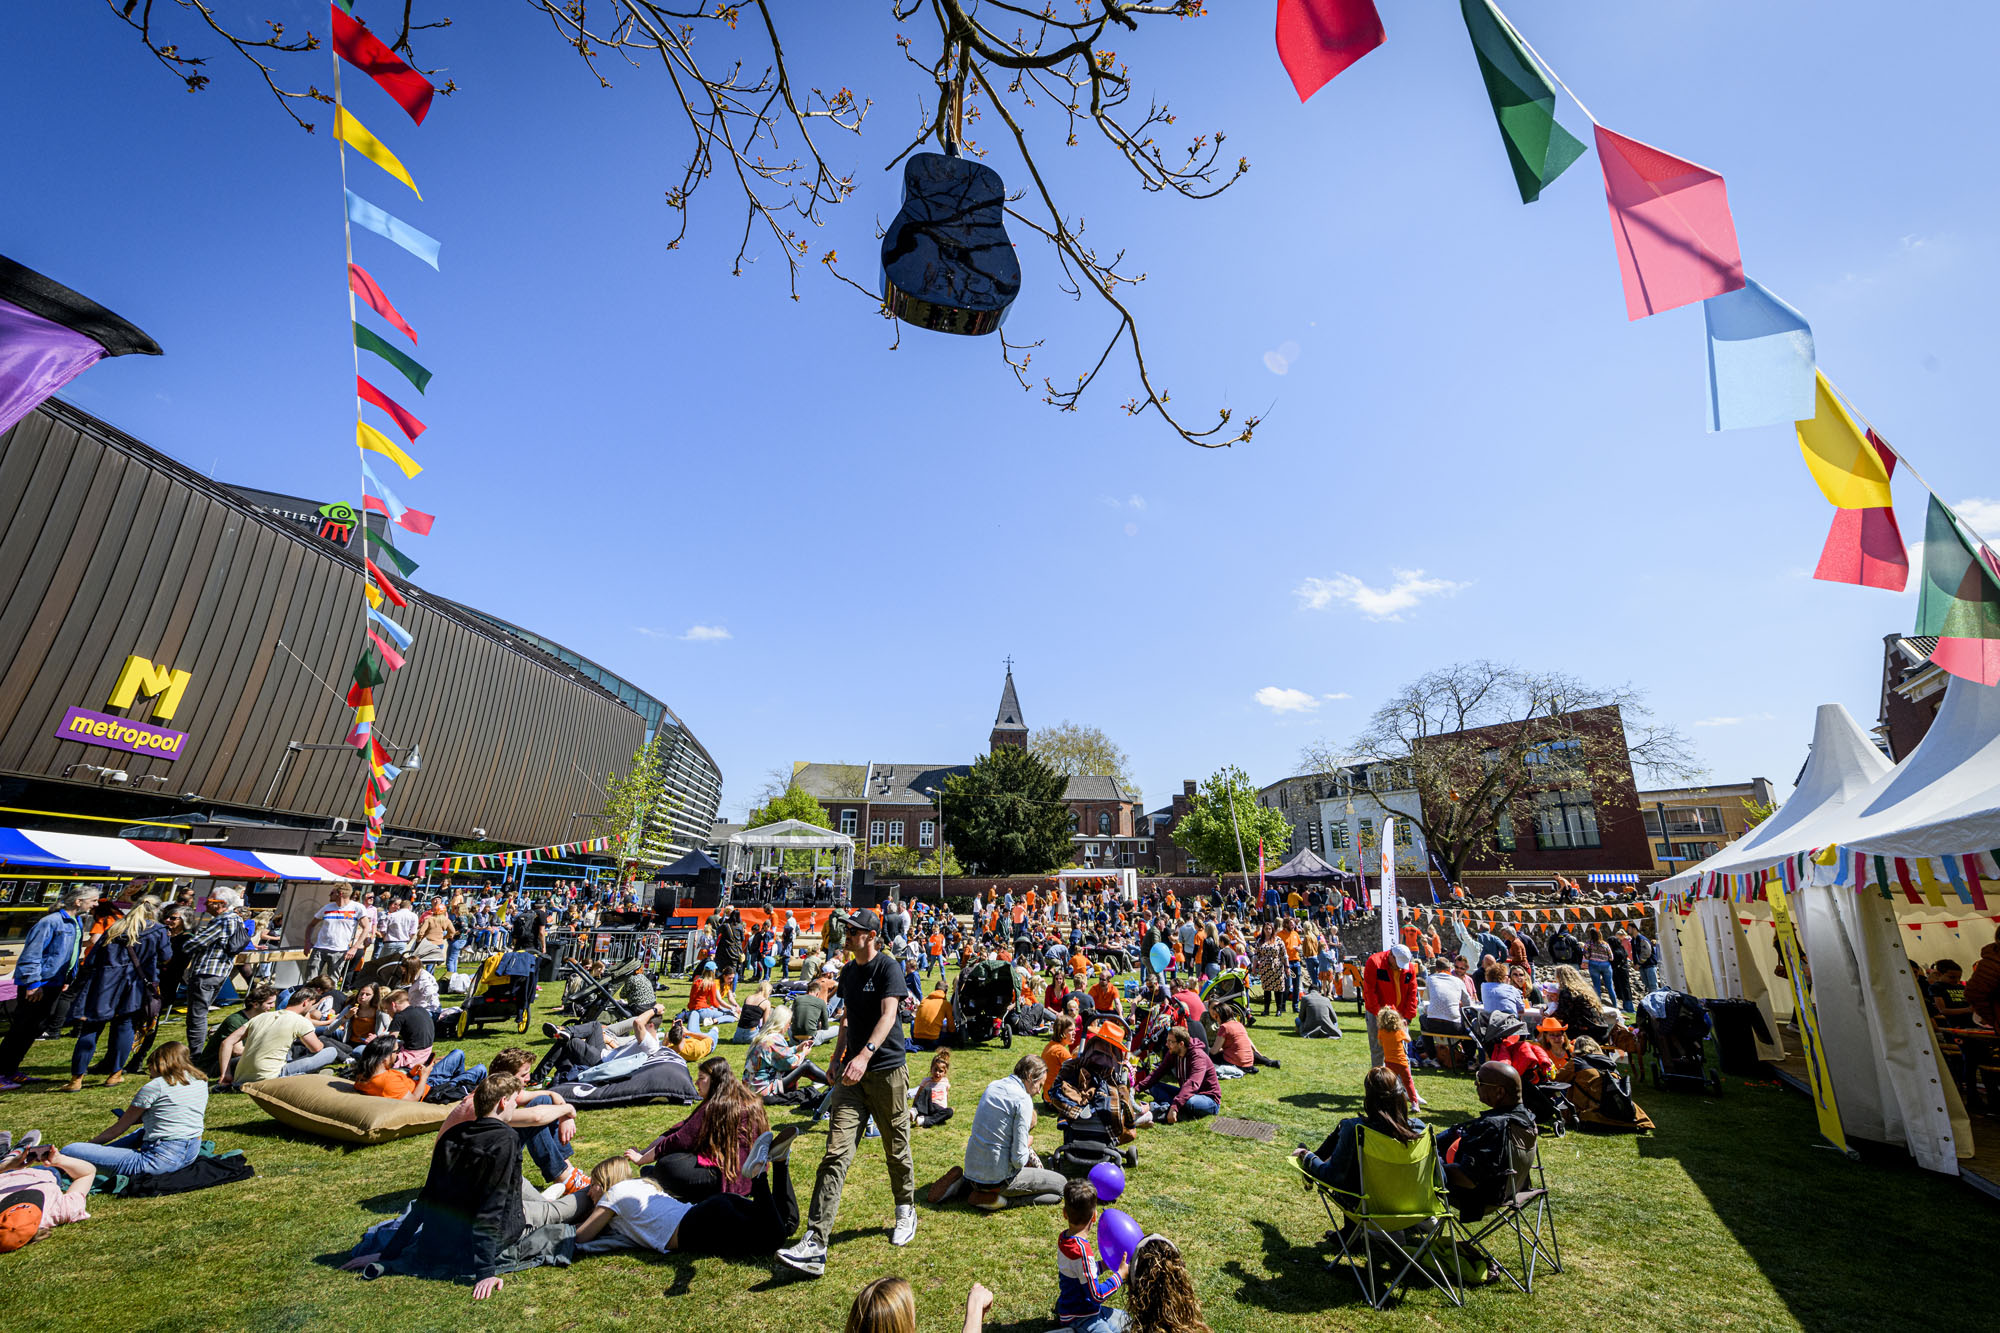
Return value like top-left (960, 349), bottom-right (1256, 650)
top-left (1379, 817), bottom-right (1399, 951)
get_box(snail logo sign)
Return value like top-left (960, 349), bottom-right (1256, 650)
top-left (55, 654), bottom-right (193, 761)
top-left (317, 500), bottom-right (359, 545)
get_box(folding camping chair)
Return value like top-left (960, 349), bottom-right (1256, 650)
top-left (1294, 1127), bottom-right (1470, 1309)
top-left (1457, 1120), bottom-right (1563, 1294)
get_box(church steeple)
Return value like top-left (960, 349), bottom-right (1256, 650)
top-left (989, 661), bottom-right (1027, 753)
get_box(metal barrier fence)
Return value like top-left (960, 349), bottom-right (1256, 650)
top-left (544, 928), bottom-right (665, 972)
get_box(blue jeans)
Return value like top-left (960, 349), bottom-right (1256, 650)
top-left (1068, 1310), bottom-right (1131, 1333)
top-left (71, 1018), bottom-right (137, 1079)
top-left (518, 1093), bottom-right (572, 1183)
top-left (446, 939), bottom-right (464, 974)
top-left (1147, 1087), bottom-right (1219, 1120)
top-left (685, 1007), bottom-right (733, 1034)
top-left (63, 1128), bottom-right (201, 1177)
top-left (274, 1046), bottom-right (343, 1080)
top-left (1588, 961), bottom-right (1617, 1005)
top-left (426, 1049), bottom-right (485, 1102)
top-left (1640, 964), bottom-right (1659, 994)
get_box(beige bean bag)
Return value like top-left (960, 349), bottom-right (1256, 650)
top-left (241, 1073), bottom-right (448, 1145)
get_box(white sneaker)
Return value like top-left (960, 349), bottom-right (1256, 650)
top-left (890, 1204), bottom-right (916, 1247)
top-left (776, 1230), bottom-right (828, 1278)
top-left (740, 1129), bottom-right (775, 1179)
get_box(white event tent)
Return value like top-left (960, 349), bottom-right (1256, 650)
top-left (1653, 688), bottom-right (1995, 1174)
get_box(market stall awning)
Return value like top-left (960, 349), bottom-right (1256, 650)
top-left (0, 828), bottom-right (406, 883)
top-left (1263, 846), bottom-right (1360, 884)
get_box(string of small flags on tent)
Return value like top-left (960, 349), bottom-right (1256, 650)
top-left (1278, 0), bottom-right (2000, 686)
top-left (387, 836), bottom-right (614, 879)
top-left (329, 2), bottom-right (440, 873)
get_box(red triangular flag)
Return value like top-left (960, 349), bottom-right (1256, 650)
top-left (362, 494), bottom-right (437, 536)
top-left (1594, 125), bottom-right (1745, 320)
top-left (330, 4), bottom-right (435, 125)
top-left (1275, 0), bottom-right (1384, 101)
top-left (1814, 431), bottom-right (1907, 590)
top-left (345, 682), bottom-right (373, 708)
top-left (365, 557), bottom-right (408, 607)
top-left (357, 375), bottom-right (427, 442)
top-left (348, 263), bottom-right (418, 344)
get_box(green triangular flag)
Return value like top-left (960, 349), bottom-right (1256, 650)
top-left (354, 648), bottom-right (387, 689)
top-left (354, 322), bottom-right (432, 395)
top-left (367, 532), bottom-right (420, 578)
top-left (1460, 0), bottom-right (1586, 204)
top-left (1914, 495), bottom-right (2000, 684)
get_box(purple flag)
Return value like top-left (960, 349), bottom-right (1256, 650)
top-left (0, 256), bottom-right (161, 436)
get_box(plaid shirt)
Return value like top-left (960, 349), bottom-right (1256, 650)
top-left (184, 909), bottom-right (246, 982)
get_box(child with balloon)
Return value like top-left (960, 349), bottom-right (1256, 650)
top-left (1055, 1174), bottom-right (1135, 1331)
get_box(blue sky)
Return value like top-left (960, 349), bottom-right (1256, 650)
top-left (11, 2), bottom-right (1999, 820)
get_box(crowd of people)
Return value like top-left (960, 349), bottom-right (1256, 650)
top-left (0, 867), bottom-right (1675, 1327)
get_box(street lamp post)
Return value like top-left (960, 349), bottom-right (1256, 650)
top-left (925, 787), bottom-right (945, 905)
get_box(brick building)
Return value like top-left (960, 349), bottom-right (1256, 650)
top-left (1878, 633), bottom-right (1946, 760)
top-left (785, 669), bottom-right (1139, 867)
top-left (1636, 778), bottom-right (1778, 875)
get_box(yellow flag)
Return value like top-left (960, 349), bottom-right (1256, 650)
top-left (335, 106), bottom-right (422, 199)
top-left (357, 419), bottom-right (422, 477)
top-left (365, 582), bottom-right (383, 609)
top-left (1767, 887), bottom-right (1847, 1154)
top-left (1797, 372), bottom-right (1890, 509)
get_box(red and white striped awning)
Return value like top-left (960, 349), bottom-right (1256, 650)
top-left (0, 828), bottom-right (408, 884)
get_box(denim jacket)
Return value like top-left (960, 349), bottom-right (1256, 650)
top-left (14, 908), bottom-right (83, 990)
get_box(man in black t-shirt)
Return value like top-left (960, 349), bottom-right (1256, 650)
top-left (777, 909), bottom-right (914, 1278)
top-left (511, 905), bottom-right (547, 954)
top-left (387, 991), bottom-right (436, 1053)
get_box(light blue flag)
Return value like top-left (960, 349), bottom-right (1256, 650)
top-left (366, 605), bottom-right (414, 652)
top-left (360, 456), bottom-right (408, 522)
top-left (1703, 278), bottom-right (1814, 432)
top-left (345, 189), bottom-right (441, 270)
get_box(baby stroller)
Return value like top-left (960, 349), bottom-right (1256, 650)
top-left (1200, 968), bottom-right (1256, 1026)
top-left (557, 955), bottom-right (648, 1023)
top-left (1635, 991), bottom-right (1722, 1095)
top-left (1463, 1010), bottom-right (1572, 1134)
top-left (952, 958), bottom-right (1019, 1048)
top-left (454, 949), bottom-right (541, 1037)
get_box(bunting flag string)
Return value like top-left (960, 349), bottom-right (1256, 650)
top-left (393, 835), bottom-right (619, 877)
top-left (330, 6), bottom-right (440, 871)
top-left (1277, 2), bottom-right (1998, 689)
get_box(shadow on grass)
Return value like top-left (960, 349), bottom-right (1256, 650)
top-left (1219, 1218), bottom-right (1369, 1314)
top-left (1278, 1091), bottom-right (1354, 1113)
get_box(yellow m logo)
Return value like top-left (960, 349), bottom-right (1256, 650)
top-left (108, 654), bottom-right (193, 722)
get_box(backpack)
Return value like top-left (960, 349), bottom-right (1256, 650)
top-left (1630, 933), bottom-right (1654, 967)
top-left (1547, 932), bottom-right (1581, 966)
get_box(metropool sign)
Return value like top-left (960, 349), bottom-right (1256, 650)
top-left (54, 653), bottom-right (194, 761)
top-left (56, 707), bottom-right (189, 759)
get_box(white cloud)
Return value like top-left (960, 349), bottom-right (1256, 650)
top-left (634, 626), bottom-right (667, 639)
top-left (1322, 691), bottom-right (1352, 700)
top-left (679, 625), bottom-right (732, 642)
top-left (1127, 495), bottom-right (1146, 511)
top-left (1693, 712), bottom-right (1774, 728)
top-left (1295, 569), bottom-right (1468, 620)
top-left (1952, 497), bottom-right (2000, 541)
top-left (1263, 340), bottom-right (1302, 376)
top-left (1101, 495), bottom-right (1146, 511)
top-left (1255, 686), bottom-right (1320, 714)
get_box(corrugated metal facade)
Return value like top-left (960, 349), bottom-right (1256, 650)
top-left (0, 399), bottom-right (650, 848)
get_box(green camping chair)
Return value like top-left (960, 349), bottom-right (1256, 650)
top-left (1295, 1127), bottom-right (1469, 1309)
top-left (1457, 1119), bottom-right (1563, 1294)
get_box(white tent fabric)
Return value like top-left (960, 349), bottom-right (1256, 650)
top-left (727, 819), bottom-right (855, 850)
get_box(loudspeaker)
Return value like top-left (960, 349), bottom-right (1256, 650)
top-left (850, 869), bottom-right (878, 908)
top-left (652, 886), bottom-right (679, 915)
top-left (691, 868), bottom-right (723, 908)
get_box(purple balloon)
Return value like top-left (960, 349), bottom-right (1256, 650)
top-left (1097, 1206), bottom-right (1143, 1271)
top-left (1088, 1161), bottom-right (1126, 1204)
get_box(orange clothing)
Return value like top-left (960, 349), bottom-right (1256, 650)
top-left (928, 932), bottom-right (945, 958)
top-left (1379, 1026), bottom-right (1410, 1070)
top-left (1090, 982), bottom-right (1121, 1013)
top-left (1069, 952), bottom-right (1088, 977)
top-left (1042, 1040), bottom-right (1073, 1093)
top-left (356, 1066), bottom-right (427, 1100)
top-left (1277, 927), bottom-right (1301, 962)
top-left (689, 977), bottom-right (724, 1011)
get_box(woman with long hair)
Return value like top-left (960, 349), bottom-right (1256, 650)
top-left (1291, 1064), bottom-right (1428, 1199)
top-left (1128, 1235), bottom-right (1214, 1333)
top-left (1548, 963), bottom-right (1612, 1043)
top-left (64, 898), bottom-right (169, 1091)
top-left (744, 1007), bottom-right (830, 1098)
top-left (626, 1055), bottom-right (771, 1202)
top-left (352, 1033), bottom-right (432, 1100)
top-left (325, 981), bottom-right (387, 1051)
top-left (62, 1039), bottom-right (209, 1178)
top-left (843, 1276), bottom-right (994, 1333)
top-left (1584, 927), bottom-right (1617, 1006)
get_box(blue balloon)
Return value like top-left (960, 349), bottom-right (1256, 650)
top-left (1149, 942), bottom-right (1172, 973)
top-left (1097, 1206), bottom-right (1143, 1271)
top-left (1088, 1161), bottom-right (1126, 1204)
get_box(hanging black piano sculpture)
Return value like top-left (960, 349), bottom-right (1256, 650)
top-left (880, 151), bottom-right (1020, 336)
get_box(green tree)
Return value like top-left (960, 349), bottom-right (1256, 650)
top-left (1741, 796), bottom-right (1778, 829)
top-left (940, 746), bottom-right (1073, 876)
top-left (599, 736), bottom-right (674, 876)
top-left (745, 786), bottom-right (833, 832)
top-left (1030, 720), bottom-right (1142, 804)
top-left (1169, 766), bottom-right (1292, 880)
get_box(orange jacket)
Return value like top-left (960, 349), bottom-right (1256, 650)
top-left (1361, 950), bottom-right (1420, 1020)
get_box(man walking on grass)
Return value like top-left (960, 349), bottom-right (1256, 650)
top-left (777, 909), bottom-right (915, 1277)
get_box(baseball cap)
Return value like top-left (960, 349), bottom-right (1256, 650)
top-left (0, 1189), bottom-right (45, 1253)
top-left (837, 909), bottom-right (883, 935)
top-left (1389, 944), bottom-right (1413, 968)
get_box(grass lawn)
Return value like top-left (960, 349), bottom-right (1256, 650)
top-left (0, 971), bottom-right (1986, 1333)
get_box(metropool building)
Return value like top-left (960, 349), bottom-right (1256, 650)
top-left (0, 398), bottom-right (720, 920)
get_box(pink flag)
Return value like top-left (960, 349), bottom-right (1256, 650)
top-left (1813, 433), bottom-right (1907, 591)
top-left (366, 628), bottom-right (407, 671)
top-left (1275, 0), bottom-right (1385, 101)
top-left (1594, 126), bottom-right (1745, 320)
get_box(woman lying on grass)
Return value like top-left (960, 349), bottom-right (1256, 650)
top-left (573, 1123), bottom-right (803, 1257)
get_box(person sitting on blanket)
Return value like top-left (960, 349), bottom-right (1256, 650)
top-left (1290, 1065), bottom-right (1428, 1202)
top-left (344, 1073), bottom-right (589, 1298)
top-left (60, 1041), bottom-right (208, 1179)
top-left (0, 1136), bottom-right (95, 1253)
top-left (541, 1006), bottom-right (668, 1079)
top-left (1210, 1005), bottom-right (1280, 1076)
top-left (1436, 1062), bottom-right (1536, 1222)
top-left (438, 1049), bottom-right (588, 1197)
top-left (623, 1056), bottom-right (767, 1203)
top-left (575, 1124), bottom-right (802, 1258)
